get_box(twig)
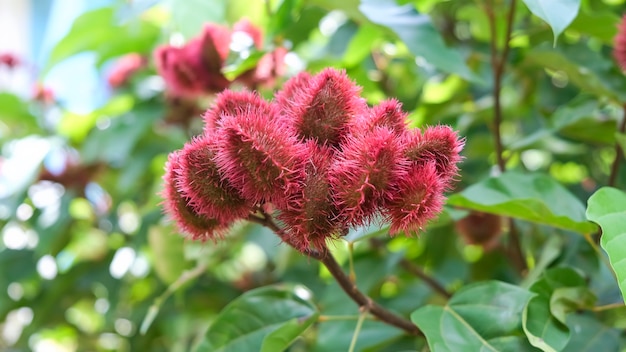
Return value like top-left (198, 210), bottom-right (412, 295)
top-left (485, 0), bottom-right (517, 172)
top-left (370, 238), bottom-right (451, 299)
top-left (592, 302), bottom-right (624, 312)
top-left (320, 252), bottom-right (422, 335)
top-left (348, 307), bottom-right (368, 352)
top-left (485, 0), bottom-right (527, 274)
top-left (140, 262), bottom-right (208, 334)
top-left (608, 103), bottom-right (626, 187)
top-left (247, 212), bottom-right (422, 336)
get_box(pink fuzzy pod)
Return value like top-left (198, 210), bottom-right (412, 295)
top-left (161, 151), bottom-right (227, 241)
top-left (275, 68), bottom-right (367, 146)
top-left (107, 53), bottom-right (145, 88)
top-left (154, 23), bottom-right (231, 97)
top-left (177, 135), bottom-right (252, 223)
top-left (330, 126), bottom-right (408, 227)
top-left (213, 100), bottom-right (306, 207)
top-left (351, 98), bottom-right (409, 135)
top-left (384, 161), bottom-right (446, 236)
top-left (278, 142), bottom-right (343, 252)
top-left (203, 90), bottom-right (270, 132)
top-left (404, 125), bottom-right (464, 189)
top-left (614, 15), bottom-right (626, 71)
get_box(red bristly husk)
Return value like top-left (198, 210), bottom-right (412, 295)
top-left (276, 68), bottom-right (367, 146)
top-left (278, 142), bottom-right (343, 251)
top-left (330, 127), bottom-right (407, 227)
top-left (404, 125), bottom-right (464, 188)
top-left (203, 90), bottom-right (270, 132)
top-left (351, 98), bottom-right (408, 135)
top-left (384, 161), bottom-right (445, 235)
top-left (614, 15), bottom-right (626, 71)
top-left (177, 135), bottom-right (252, 223)
top-left (213, 97), bottom-right (306, 207)
top-left (161, 151), bottom-right (227, 241)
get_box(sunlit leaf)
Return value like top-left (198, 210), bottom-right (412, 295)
top-left (412, 281), bottom-right (535, 352)
top-left (195, 284), bottom-right (318, 352)
top-left (359, 0), bottom-right (480, 82)
top-left (521, 0), bottom-right (581, 44)
top-left (586, 187), bottom-right (626, 303)
top-left (447, 172), bottom-right (597, 234)
top-left (522, 267), bottom-right (594, 352)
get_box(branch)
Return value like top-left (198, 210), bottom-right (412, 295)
top-left (320, 252), bottom-right (422, 335)
top-left (485, 0), bottom-right (527, 274)
top-left (608, 103), bottom-right (626, 187)
top-left (369, 238), bottom-right (451, 299)
top-left (248, 212), bottom-right (422, 336)
top-left (485, 0), bottom-right (516, 172)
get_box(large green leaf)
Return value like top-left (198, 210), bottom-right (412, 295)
top-left (562, 313), bottom-right (623, 351)
top-left (521, 0), bottom-right (581, 44)
top-left (45, 7), bottom-right (159, 71)
top-left (522, 268), bottom-right (595, 352)
top-left (447, 172), bottom-right (597, 234)
top-left (412, 281), bottom-right (535, 352)
top-left (586, 187), bottom-right (626, 303)
top-left (167, 0), bottom-right (226, 37)
top-left (0, 93), bottom-right (38, 137)
top-left (195, 284), bottom-right (319, 352)
top-left (359, 0), bottom-right (479, 82)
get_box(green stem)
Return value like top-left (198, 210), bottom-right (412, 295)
top-left (348, 308), bottom-right (368, 352)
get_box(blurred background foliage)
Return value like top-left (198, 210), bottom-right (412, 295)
top-left (1, 0), bottom-right (626, 351)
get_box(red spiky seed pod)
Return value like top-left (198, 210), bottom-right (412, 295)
top-left (352, 99), bottom-right (408, 135)
top-left (455, 211), bottom-right (502, 251)
top-left (384, 161), bottom-right (446, 235)
top-left (214, 98), bottom-right (306, 207)
top-left (278, 142), bottom-right (343, 251)
top-left (161, 152), bottom-right (227, 241)
top-left (107, 53), bottom-right (146, 88)
top-left (154, 23), bottom-right (231, 97)
top-left (177, 135), bottom-right (252, 223)
top-left (614, 15), bottom-right (626, 71)
top-left (276, 68), bottom-right (367, 146)
top-left (404, 125), bottom-right (464, 188)
top-left (330, 127), bottom-right (407, 227)
top-left (203, 90), bottom-right (270, 132)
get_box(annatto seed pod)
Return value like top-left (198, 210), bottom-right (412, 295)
top-left (384, 161), bottom-right (446, 235)
top-left (330, 126), bottom-right (407, 227)
top-left (177, 135), bottom-right (252, 223)
top-left (614, 15), bottom-right (626, 71)
top-left (275, 68), bottom-right (367, 146)
top-left (351, 98), bottom-right (408, 135)
top-left (214, 96), bottom-right (306, 207)
top-left (161, 151), bottom-right (226, 241)
top-left (278, 142), bottom-right (343, 251)
top-left (203, 90), bottom-right (270, 132)
top-left (455, 211), bottom-right (503, 251)
top-left (404, 125), bottom-right (464, 188)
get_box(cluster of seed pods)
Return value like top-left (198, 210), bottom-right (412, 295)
top-left (162, 68), bottom-right (463, 252)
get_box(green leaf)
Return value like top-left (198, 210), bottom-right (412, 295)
top-left (447, 172), bottom-right (597, 234)
top-left (562, 313), bottom-right (623, 351)
top-left (411, 281), bottom-right (535, 352)
top-left (586, 187), bottom-right (626, 303)
top-left (520, 0), bottom-right (581, 44)
top-left (148, 225), bottom-right (190, 284)
top-left (568, 11), bottom-right (620, 44)
top-left (342, 24), bottom-right (381, 67)
top-left (195, 284), bottom-right (319, 352)
top-left (522, 268), bottom-right (594, 352)
top-left (0, 93), bottom-right (39, 136)
top-left (45, 8), bottom-right (159, 71)
top-left (222, 51), bottom-right (266, 81)
top-left (359, 0), bottom-right (480, 82)
top-left (167, 0), bottom-right (226, 38)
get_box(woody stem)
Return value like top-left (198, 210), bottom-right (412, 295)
top-left (247, 212), bottom-right (422, 336)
